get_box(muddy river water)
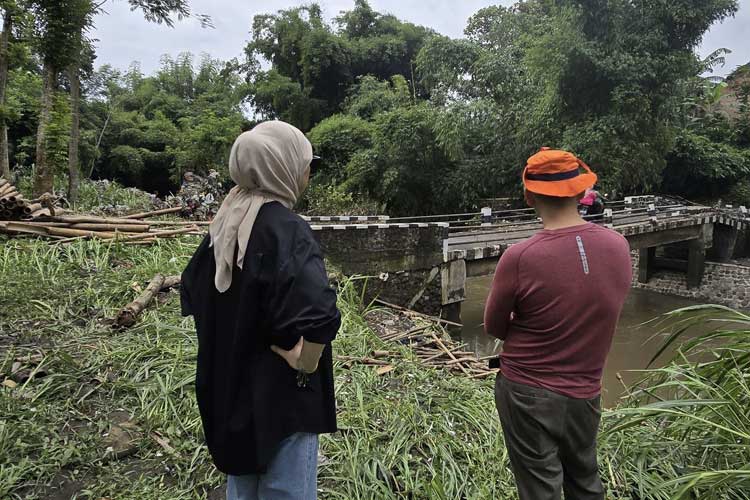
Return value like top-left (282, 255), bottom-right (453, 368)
top-left (459, 276), bottom-right (709, 407)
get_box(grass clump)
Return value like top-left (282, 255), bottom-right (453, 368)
top-left (600, 305), bottom-right (750, 499)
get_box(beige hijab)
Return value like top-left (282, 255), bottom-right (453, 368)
top-left (209, 121), bottom-right (313, 292)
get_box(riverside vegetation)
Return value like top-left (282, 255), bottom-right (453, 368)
top-left (0, 232), bottom-right (748, 499)
top-left (2, 1), bottom-right (750, 215)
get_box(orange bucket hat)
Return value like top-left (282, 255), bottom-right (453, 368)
top-left (522, 148), bottom-right (598, 197)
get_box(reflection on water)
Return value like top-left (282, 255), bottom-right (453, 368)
top-left (460, 275), bottom-right (709, 407)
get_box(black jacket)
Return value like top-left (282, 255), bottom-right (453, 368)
top-left (180, 202), bottom-right (341, 475)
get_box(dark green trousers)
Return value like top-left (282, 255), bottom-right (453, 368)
top-left (495, 376), bottom-right (604, 500)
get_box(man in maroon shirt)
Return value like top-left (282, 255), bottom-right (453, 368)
top-left (484, 149), bottom-right (632, 500)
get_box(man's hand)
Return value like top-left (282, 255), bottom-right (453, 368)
top-left (271, 337), bottom-right (304, 370)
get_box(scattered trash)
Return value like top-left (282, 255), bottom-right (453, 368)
top-left (164, 170), bottom-right (225, 220)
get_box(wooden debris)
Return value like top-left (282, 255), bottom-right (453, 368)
top-left (373, 299), bottom-right (463, 327)
top-left (0, 178), bottom-right (60, 220)
top-left (336, 355), bottom-right (392, 366)
top-left (113, 274), bottom-right (181, 328)
top-left (0, 214), bottom-right (200, 245)
top-left (366, 305), bottom-right (499, 379)
top-left (121, 206), bottom-right (183, 219)
top-left (0, 199), bottom-right (203, 245)
top-left (376, 365), bottom-right (396, 376)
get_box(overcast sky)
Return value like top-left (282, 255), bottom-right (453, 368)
top-left (92, 0), bottom-right (749, 77)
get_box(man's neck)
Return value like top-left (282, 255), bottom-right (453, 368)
top-left (538, 209), bottom-right (587, 231)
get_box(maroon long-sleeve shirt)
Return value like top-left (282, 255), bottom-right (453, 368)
top-left (484, 222), bottom-right (632, 399)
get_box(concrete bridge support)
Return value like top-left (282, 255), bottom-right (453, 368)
top-left (634, 223), bottom-right (712, 289)
top-left (710, 223), bottom-right (740, 262)
top-left (314, 223), bottom-right (464, 317)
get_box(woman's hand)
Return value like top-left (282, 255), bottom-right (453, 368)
top-left (271, 337), bottom-right (304, 370)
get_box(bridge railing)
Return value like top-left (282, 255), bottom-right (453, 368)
top-left (382, 195), bottom-right (700, 228)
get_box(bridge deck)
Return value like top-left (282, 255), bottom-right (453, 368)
top-left (446, 205), bottom-right (739, 262)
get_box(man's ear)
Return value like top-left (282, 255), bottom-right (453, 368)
top-left (524, 189), bottom-right (535, 208)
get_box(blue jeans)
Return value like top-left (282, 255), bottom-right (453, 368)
top-left (226, 433), bottom-right (319, 500)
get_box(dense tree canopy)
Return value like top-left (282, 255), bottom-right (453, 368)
top-left (245, 0), bottom-right (432, 131)
top-left (1, 0), bottom-right (749, 214)
top-left (3, 52), bottom-right (246, 195)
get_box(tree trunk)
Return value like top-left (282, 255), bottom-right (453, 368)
top-left (33, 62), bottom-right (55, 196)
top-left (67, 63), bottom-right (81, 204)
top-left (0, 9), bottom-right (12, 180)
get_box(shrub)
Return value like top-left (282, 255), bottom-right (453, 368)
top-left (300, 181), bottom-right (380, 216)
top-left (725, 178), bottom-right (750, 207)
top-left (663, 131), bottom-right (750, 199)
top-left (307, 114), bottom-right (374, 183)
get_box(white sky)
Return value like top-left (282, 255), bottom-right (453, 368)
top-left (92, 0), bottom-right (749, 77)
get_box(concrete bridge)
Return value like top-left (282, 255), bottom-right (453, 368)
top-left (312, 197), bottom-right (749, 320)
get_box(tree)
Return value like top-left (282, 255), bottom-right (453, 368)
top-left (413, 0), bottom-right (740, 198)
top-left (30, 0), bottom-right (91, 196)
top-left (245, 1), bottom-right (432, 131)
top-left (0, 0), bottom-right (29, 179)
top-left (0, 3), bottom-right (13, 179)
top-left (86, 53), bottom-right (245, 194)
top-left (66, 39), bottom-right (95, 204)
top-left (522, 0), bottom-right (739, 192)
top-left (307, 113), bottom-right (373, 182)
top-left (30, 0), bottom-right (208, 197)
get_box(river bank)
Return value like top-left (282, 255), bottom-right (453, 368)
top-left (1, 236), bottom-right (748, 498)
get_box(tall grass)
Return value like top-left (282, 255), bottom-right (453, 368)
top-left (600, 305), bottom-right (750, 499)
top-left (1, 236), bottom-right (749, 498)
top-left (0, 238), bottom-right (514, 499)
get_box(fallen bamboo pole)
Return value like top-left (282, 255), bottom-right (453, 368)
top-left (4, 221), bottom-right (71, 227)
top-left (107, 226), bottom-right (198, 242)
top-left (69, 223), bottom-right (150, 233)
top-left (384, 325), bottom-right (432, 343)
top-left (29, 208), bottom-right (53, 217)
top-left (0, 221), bottom-right (53, 237)
top-left (444, 356), bottom-right (477, 366)
top-left (468, 370), bottom-right (499, 379)
top-left (429, 331), bottom-right (470, 375)
top-left (51, 225), bottom-right (198, 245)
top-left (42, 225), bottom-right (118, 239)
top-left (336, 355), bottom-right (392, 366)
top-left (23, 203), bottom-right (42, 215)
top-left (114, 275), bottom-right (166, 328)
top-left (121, 207), bottom-right (182, 219)
top-left (38, 215), bottom-right (150, 225)
top-left (141, 220), bottom-right (212, 226)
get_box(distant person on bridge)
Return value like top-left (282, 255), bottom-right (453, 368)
top-left (180, 121), bottom-right (340, 500)
top-left (484, 148), bottom-right (632, 500)
top-left (578, 186), bottom-right (605, 218)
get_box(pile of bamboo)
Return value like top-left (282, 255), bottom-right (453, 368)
top-left (366, 300), bottom-right (500, 379)
top-left (0, 209), bottom-right (202, 245)
top-left (0, 178), bottom-right (51, 219)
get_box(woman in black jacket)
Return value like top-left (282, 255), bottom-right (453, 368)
top-left (180, 121), bottom-right (341, 500)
